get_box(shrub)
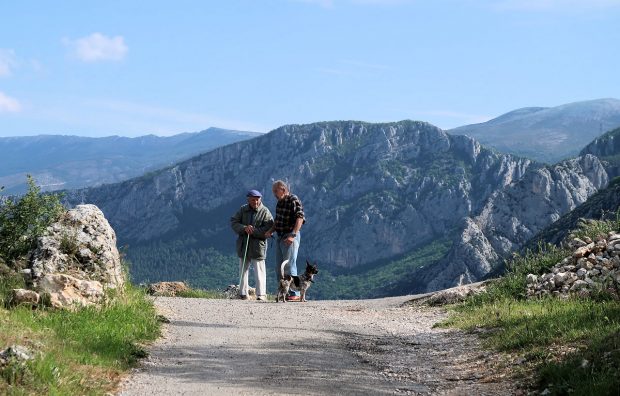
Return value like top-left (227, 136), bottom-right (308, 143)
top-left (0, 175), bottom-right (64, 264)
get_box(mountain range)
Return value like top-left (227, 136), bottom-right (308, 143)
top-left (448, 98), bottom-right (620, 164)
top-left (5, 98), bottom-right (620, 298)
top-left (0, 127), bottom-right (261, 195)
top-left (63, 112), bottom-right (620, 298)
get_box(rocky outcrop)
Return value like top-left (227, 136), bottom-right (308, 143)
top-left (147, 281), bottom-right (189, 297)
top-left (580, 126), bottom-right (620, 179)
top-left (526, 232), bottom-right (620, 298)
top-left (30, 204), bottom-right (124, 290)
top-left (18, 204), bottom-right (123, 309)
top-left (524, 177), bottom-right (620, 248)
top-left (39, 274), bottom-right (105, 308)
top-left (426, 154), bottom-right (609, 292)
top-left (10, 289), bottom-right (40, 307)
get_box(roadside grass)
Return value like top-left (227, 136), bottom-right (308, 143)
top-left (176, 287), bottom-right (277, 301)
top-left (176, 287), bottom-right (226, 299)
top-left (440, 218), bottom-right (620, 395)
top-left (442, 297), bottom-right (620, 394)
top-left (0, 281), bottom-right (161, 395)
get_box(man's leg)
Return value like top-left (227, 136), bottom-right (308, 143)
top-left (254, 258), bottom-right (266, 299)
top-left (286, 233), bottom-right (301, 297)
top-left (275, 237), bottom-right (284, 281)
top-left (238, 258), bottom-right (249, 298)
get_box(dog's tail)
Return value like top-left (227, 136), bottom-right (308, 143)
top-left (279, 259), bottom-right (289, 279)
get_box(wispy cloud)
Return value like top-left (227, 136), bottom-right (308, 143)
top-left (496, 0), bottom-right (620, 11)
top-left (64, 33), bottom-right (128, 62)
top-left (0, 92), bottom-right (22, 113)
top-left (0, 49), bottom-right (17, 77)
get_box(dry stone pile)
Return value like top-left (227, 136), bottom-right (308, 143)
top-left (526, 231), bottom-right (620, 298)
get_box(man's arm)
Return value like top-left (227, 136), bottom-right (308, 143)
top-left (230, 207), bottom-right (246, 235)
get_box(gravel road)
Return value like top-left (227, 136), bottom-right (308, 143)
top-left (117, 295), bottom-right (517, 395)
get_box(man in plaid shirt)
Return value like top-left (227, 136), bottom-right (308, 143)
top-left (266, 180), bottom-right (305, 301)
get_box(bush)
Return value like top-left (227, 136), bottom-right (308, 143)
top-left (0, 175), bottom-right (64, 264)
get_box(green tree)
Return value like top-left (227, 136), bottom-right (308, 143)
top-left (0, 175), bottom-right (64, 263)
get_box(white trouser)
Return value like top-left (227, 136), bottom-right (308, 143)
top-left (239, 258), bottom-right (266, 297)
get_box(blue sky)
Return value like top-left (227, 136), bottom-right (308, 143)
top-left (1, 0), bottom-right (619, 137)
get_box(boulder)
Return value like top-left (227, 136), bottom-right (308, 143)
top-left (147, 281), bottom-right (189, 297)
top-left (0, 345), bottom-right (33, 366)
top-left (10, 289), bottom-right (40, 307)
top-left (223, 284), bottom-right (256, 299)
top-left (29, 204), bottom-right (124, 292)
top-left (38, 273), bottom-right (104, 309)
top-left (415, 281), bottom-right (488, 306)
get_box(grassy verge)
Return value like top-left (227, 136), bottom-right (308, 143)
top-left (442, 297), bottom-right (620, 394)
top-left (440, 218), bottom-right (620, 395)
top-left (175, 287), bottom-right (226, 299)
top-left (0, 281), bottom-right (161, 395)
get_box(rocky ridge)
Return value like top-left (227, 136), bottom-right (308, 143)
top-left (424, 154), bottom-right (609, 291)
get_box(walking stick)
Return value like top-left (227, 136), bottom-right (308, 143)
top-left (238, 233), bottom-right (250, 293)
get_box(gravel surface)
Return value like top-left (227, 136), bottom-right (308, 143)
top-left (117, 295), bottom-right (517, 395)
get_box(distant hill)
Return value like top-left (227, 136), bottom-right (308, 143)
top-left (448, 98), bottom-right (620, 164)
top-left (0, 127), bottom-right (262, 195)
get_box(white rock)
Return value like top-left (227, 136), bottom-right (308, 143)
top-left (39, 273), bottom-right (104, 309)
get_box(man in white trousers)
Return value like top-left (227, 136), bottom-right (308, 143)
top-left (230, 189), bottom-right (274, 300)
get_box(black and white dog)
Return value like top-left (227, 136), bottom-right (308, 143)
top-left (276, 259), bottom-right (319, 302)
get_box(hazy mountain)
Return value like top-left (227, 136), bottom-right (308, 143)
top-left (448, 98), bottom-right (620, 164)
top-left (63, 119), bottom-right (612, 297)
top-left (0, 127), bottom-right (261, 195)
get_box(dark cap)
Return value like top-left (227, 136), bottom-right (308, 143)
top-left (246, 189), bottom-right (262, 197)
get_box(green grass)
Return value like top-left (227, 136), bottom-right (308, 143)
top-left (0, 282), bottom-right (161, 395)
top-left (440, 217), bottom-right (620, 395)
top-left (442, 298), bottom-right (620, 395)
top-left (175, 288), bottom-right (226, 299)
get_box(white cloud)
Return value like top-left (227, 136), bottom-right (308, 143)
top-left (0, 49), bottom-right (17, 77)
top-left (0, 92), bottom-right (22, 113)
top-left (65, 33), bottom-right (128, 62)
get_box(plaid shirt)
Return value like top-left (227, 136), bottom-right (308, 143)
top-left (274, 194), bottom-right (305, 235)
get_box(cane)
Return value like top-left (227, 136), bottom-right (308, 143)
top-left (238, 233), bottom-right (251, 293)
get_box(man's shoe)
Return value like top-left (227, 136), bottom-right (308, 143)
top-left (286, 295), bottom-right (301, 302)
top-left (256, 296), bottom-right (266, 301)
top-left (239, 294), bottom-right (249, 300)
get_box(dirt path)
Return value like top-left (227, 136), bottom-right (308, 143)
top-left (118, 295), bottom-right (517, 395)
